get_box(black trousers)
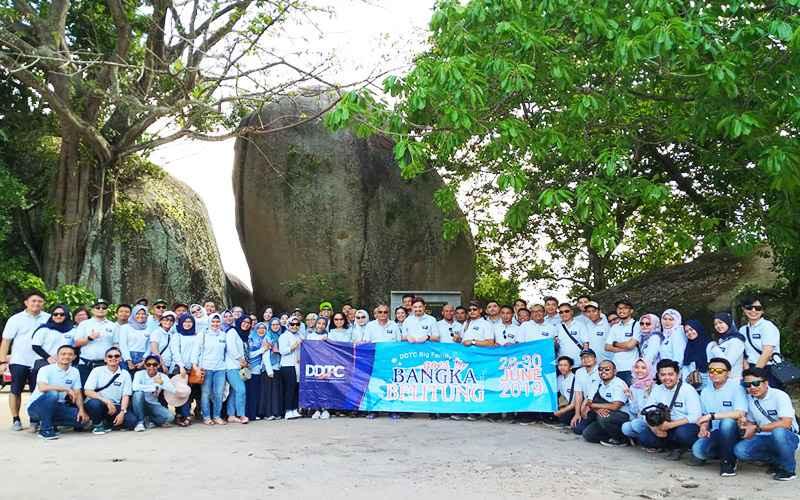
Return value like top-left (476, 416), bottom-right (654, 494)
top-left (279, 366), bottom-right (298, 412)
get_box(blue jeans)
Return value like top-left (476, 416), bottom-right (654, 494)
top-left (734, 428), bottom-right (799, 473)
top-left (226, 369), bottom-right (246, 417)
top-left (692, 419), bottom-right (739, 463)
top-left (27, 392), bottom-right (83, 432)
top-left (132, 392), bottom-right (174, 426)
top-left (201, 370), bottom-right (225, 419)
top-left (638, 422), bottom-right (700, 450)
top-left (85, 398), bottom-right (137, 429)
top-left (622, 417), bottom-right (648, 439)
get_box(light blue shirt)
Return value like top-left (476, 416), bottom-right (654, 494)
top-left (607, 318), bottom-right (641, 371)
top-left (557, 320), bottom-right (588, 363)
top-left (746, 388), bottom-right (799, 434)
top-left (75, 318), bottom-right (118, 361)
top-left (118, 325), bottom-right (149, 362)
top-left (191, 329), bottom-right (227, 371)
top-left (171, 334), bottom-right (199, 370)
top-left (27, 364), bottom-right (81, 408)
top-left (132, 370), bottom-right (176, 404)
top-left (646, 381), bottom-right (702, 422)
top-left (224, 330), bottom-right (247, 370)
top-left (149, 328), bottom-right (174, 369)
top-left (586, 377), bottom-right (628, 404)
top-left (403, 314), bottom-right (438, 342)
top-left (700, 378), bottom-right (747, 430)
top-left (742, 319), bottom-right (781, 364)
top-left (2, 310), bottom-right (50, 367)
top-left (32, 326), bottom-right (77, 358)
top-left (85, 366), bottom-right (132, 404)
top-left (365, 320), bottom-right (400, 343)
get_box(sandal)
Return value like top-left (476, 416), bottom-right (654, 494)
top-left (213, 418), bottom-right (226, 425)
top-left (239, 417), bottom-right (249, 424)
top-left (203, 419), bottom-right (214, 425)
top-left (227, 416), bottom-right (240, 423)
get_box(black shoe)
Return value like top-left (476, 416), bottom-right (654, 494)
top-left (686, 455), bottom-right (706, 466)
top-left (720, 460), bottom-right (737, 477)
top-left (599, 438), bottom-right (628, 448)
top-left (766, 464), bottom-right (779, 475)
top-left (774, 470), bottom-right (796, 481)
top-left (665, 449), bottom-right (683, 461)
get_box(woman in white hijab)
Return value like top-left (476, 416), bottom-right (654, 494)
top-left (350, 309), bottom-right (370, 343)
top-left (658, 308), bottom-right (686, 363)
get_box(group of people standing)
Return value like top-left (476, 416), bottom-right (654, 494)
top-left (1, 291), bottom-right (796, 481)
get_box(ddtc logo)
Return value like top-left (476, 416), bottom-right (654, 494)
top-left (305, 364), bottom-right (346, 379)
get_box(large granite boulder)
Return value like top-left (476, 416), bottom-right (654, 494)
top-left (79, 170), bottom-right (228, 305)
top-left (233, 93), bottom-right (475, 311)
top-left (225, 271), bottom-right (255, 313)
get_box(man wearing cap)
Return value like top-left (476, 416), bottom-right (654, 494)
top-left (26, 345), bottom-right (89, 440)
top-left (173, 303), bottom-right (189, 317)
top-left (74, 299), bottom-right (119, 385)
top-left (571, 349), bottom-right (603, 429)
top-left (135, 298), bottom-right (149, 307)
top-left (149, 311), bottom-right (177, 373)
top-left (131, 354), bottom-right (177, 431)
top-left (319, 302), bottom-right (333, 328)
top-left (1, 290), bottom-right (49, 431)
top-left (461, 301), bottom-right (495, 347)
top-left (84, 347), bottom-right (136, 434)
top-left (604, 299), bottom-right (640, 385)
top-left (146, 299), bottom-right (168, 332)
top-left (582, 302), bottom-right (610, 360)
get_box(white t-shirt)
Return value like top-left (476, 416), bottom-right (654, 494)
top-left (494, 323), bottom-right (522, 346)
top-left (659, 331), bottom-right (687, 364)
top-left (32, 326), bottom-right (77, 358)
top-left (585, 377), bottom-right (629, 404)
top-left (520, 321), bottom-right (558, 342)
top-left (700, 379), bottom-right (747, 431)
top-left (132, 370), bottom-right (176, 404)
top-left (741, 319), bottom-right (781, 365)
top-left (403, 314), bottom-right (438, 342)
top-left (646, 382), bottom-right (702, 422)
top-left (607, 319), bottom-right (641, 371)
top-left (75, 318), bottom-right (119, 361)
top-left (556, 320), bottom-right (588, 364)
top-left (327, 329), bottom-right (352, 343)
top-left (364, 320), bottom-right (400, 343)
top-left (583, 318), bottom-right (610, 360)
top-left (27, 363), bottom-right (81, 408)
top-left (461, 318), bottom-right (494, 343)
top-left (117, 325), bottom-right (150, 362)
top-left (575, 365), bottom-right (602, 397)
top-left (85, 365), bottom-right (132, 404)
top-left (706, 337), bottom-right (746, 380)
top-left (2, 310), bottom-right (50, 367)
top-left (557, 372), bottom-right (576, 403)
top-left (746, 388), bottom-right (799, 434)
top-left (436, 319), bottom-right (463, 343)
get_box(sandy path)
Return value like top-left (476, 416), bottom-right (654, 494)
top-left (1, 392), bottom-right (796, 500)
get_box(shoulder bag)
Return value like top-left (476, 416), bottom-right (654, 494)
top-left (745, 326), bottom-right (800, 386)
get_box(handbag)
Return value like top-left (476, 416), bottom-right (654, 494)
top-left (188, 333), bottom-right (206, 385)
top-left (745, 326), bottom-right (800, 386)
top-left (239, 366), bottom-right (252, 381)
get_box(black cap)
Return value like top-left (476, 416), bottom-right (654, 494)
top-left (614, 298), bottom-right (634, 308)
top-left (579, 349), bottom-right (597, 358)
top-left (136, 297), bottom-right (149, 306)
top-left (93, 298), bottom-right (109, 307)
top-left (153, 298), bottom-right (168, 306)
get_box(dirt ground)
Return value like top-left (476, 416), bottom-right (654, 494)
top-left (1, 392), bottom-right (797, 500)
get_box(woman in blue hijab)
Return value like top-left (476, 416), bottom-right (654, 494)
top-left (707, 312), bottom-right (746, 381)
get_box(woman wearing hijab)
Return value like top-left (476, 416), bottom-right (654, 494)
top-left (658, 308), bottom-right (686, 363)
top-left (626, 358), bottom-right (655, 419)
top-left (149, 311), bottom-right (177, 374)
top-left (246, 322), bottom-right (272, 420)
top-left (173, 313), bottom-right (200, 426)
top-left (682, 319), bottom-right (711, 388)
top-left (118, 304), bottom-right (150, 373)
top-left (191, 312), bottom-right (227, 425)
top-left (707, 312), bottom-right (746, 381)
top-left (225, 316), bottom-right (251, 423)
top-left (31, 305), bottom-right (76, 380)
top-left (350, 310), bottom-right (370, 343)
top-left (261, 317), bottom-right (284, 420)
top-left (190, 303), bottom-right (209, 332)
top-left (278, 316), bottom-right (303, 419)
top-left (221, 310), bottom-right (235, 332)
top-left (638, 313), bottom-right (662, 366)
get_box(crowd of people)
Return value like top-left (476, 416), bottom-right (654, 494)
top-left (1, 291), bottom-right (797, 481)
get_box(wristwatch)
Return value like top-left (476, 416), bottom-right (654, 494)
top-left (710, 412), bottom-right (715, 421)
top-left (119, 409), bottom-right (127, 414)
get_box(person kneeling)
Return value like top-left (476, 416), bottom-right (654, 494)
top-left (84, 347), bottom-right (137, 434)
top-left (734, 367), bottom-right (799, 481)
top-left (26, 345), bottom-right (90, 440)
top-left (131, 354), bottom-right (177, 432)
top-left (576, 360), bottom-right (630, 447)
top-left (689, 357), bottom-right (747, 476)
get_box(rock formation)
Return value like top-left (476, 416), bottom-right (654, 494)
top-left (233, 92), bottom-right (475, 310)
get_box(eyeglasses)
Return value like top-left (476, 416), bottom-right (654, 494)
top-left (106, 354), bottom-right (121, 359)
top-left (155, 305), bottom-right (166, 310)
top-left (51, 312), bottom-right (66, 317)
top-left (144, 362), bottom-right (159, 367)
top-left (744, 305), bottom-right (764, 312)
top-left (708, 368), bottom-right (729, 375)
top-left (468, 307), bottom-right (479, 311)
top-left (558, 309), bottom-right (571, 314)
top-left (742, 380), bottom-right (765, 388)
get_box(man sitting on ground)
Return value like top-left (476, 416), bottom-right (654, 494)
top-left (84, 347), bottom-right (136, 434)
top-left (131, 354), bottom-right (177, 432)
top-left (576, 360), bottom-right (630, 447)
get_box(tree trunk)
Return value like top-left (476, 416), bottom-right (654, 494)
top-left (588, 246), bottom-right (608, 292)
top-left (43, 126), bottom-right (94, 286)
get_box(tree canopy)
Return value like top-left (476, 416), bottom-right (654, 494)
top-left (328, 0), bottom-right (800, 294)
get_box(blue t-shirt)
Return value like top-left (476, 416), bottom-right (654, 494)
top-left (699, 379), bottom-right (748, 430)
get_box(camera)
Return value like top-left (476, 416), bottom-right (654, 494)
top-left (641, 403), bottom-right (671, 426)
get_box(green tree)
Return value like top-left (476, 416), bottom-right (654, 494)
top-left (473, 251), bottom-right (521, 306)
top-left (328, 0), bottom-right (800, 294)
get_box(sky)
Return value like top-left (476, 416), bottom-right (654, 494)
top-left (151, 1), bottom-right (435, 290)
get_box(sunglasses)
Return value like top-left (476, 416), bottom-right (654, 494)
top-left (558, 310), bottom-right (571, 314)
top-left (51, 312), bottom-right (66, 317)
top-left (640, 321), bottom-right (651, 326)
top-left (708, 368), bottom-right (729, 375)
top-left (744, 305), bottom-right (764, 312)
top-left (106, 354), bottom-right (121, 359)
top-left (155, 305), bottom-right (166, 309)
top-left (94, 305), bottom-right (108, 310)
top-left (377, 310), bottom-right (388, 314)
top-left (468, 307), bottom-right (479, 311)
top-left (289, 323), bottom-right (301, 327)
top-left (145, 362), bottom-right (159, 367)
top-left (356, 316), bottom-right (366, 319)
top-left (598, 367), bottom-right (614, 372)
top-left (742, 380), bottom-right (765, 388)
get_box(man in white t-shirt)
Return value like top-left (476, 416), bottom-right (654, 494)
top-left (734, 367), bottom-right (799, 481)
top-left (582, 301), bottom-right (610, 360)
top-left (739, 295), bottom-right (784, 389)
top-left (543, 296), bottom-right (560, 327)
top-left (435, 304), bottom-right (463, 344)
top-left (403, 298), bottom-right (438, 343)
top-left (460, 301), bottom-right (495, 347)
top-left (365, 304), bottom-right (400, 343)
top-left (604, 299), bottom-right (640, 385)
top-left (556, 303), bottom-right (588, 365)
top-left (576, 359), bottom-right (630, 446)
top-left (74, 299), bottom-right (119, 384)
top-left (1, 290), bottom-right (49, 431)
top-left (521, 304), bottom-right (558, 342)
top-left (84, 346), bottom-right (136, 434)
top-left (494, 305), bottom-right (522, 346)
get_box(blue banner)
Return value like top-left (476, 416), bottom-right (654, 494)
top-left (299, 339), bottom-right (557, 413)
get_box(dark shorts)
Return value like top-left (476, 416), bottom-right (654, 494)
top-left (9, 364), bottom-right (35, 395)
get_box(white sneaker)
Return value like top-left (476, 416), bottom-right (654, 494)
top-left (291, 410), bottom-right (301, 419)
top-left (321, 410), bottom-right (331, 419)
top-left (311, 410), bottom-right (321, 419)
top-left (266, 416), bottom-right (276, 421)
top-left (134, 422), bottom-right (146, 432)
top-left (285, 411), bottom-right (293, 419)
